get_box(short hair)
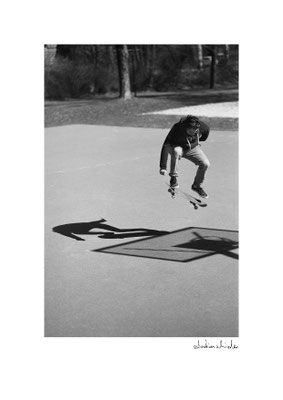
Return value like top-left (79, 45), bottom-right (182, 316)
top-left (183, 115), bottom-right (200, 129)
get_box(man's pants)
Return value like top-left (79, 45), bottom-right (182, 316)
top-left (160, 144), bottom-right (210, 187)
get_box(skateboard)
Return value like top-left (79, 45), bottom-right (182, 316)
top-left (167, 183), bottom-right (207, 209)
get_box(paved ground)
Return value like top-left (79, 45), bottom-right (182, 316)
top-left (45, 124), bottom-right (238, 337)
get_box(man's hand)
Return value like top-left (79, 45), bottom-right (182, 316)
top-left (188, 132), bottom-right (200, 149)
top-left (195, 132), bottom-right (200, 146)
top-left (185, 140), bottom-right (192, 151)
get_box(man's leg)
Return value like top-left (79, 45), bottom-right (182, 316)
top-left (160, 144), bottom-right (182, 175)
top-left (168, 146), bottom-right (182, 188)
top-left (183, 145), bottom-right (210, 196)
top-left (169, 146), bottom-right (183, 177)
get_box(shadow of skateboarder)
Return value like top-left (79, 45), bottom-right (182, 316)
top-left (53, 218), bottom-right (169, 241)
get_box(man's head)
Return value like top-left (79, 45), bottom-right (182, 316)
top-left (183, 116), bottom-right (200, 142)
top-left (184, 115), bottom-right (200, 130)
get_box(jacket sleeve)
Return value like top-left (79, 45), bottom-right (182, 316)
top-left (159, 143), bottom-right (168, 169)
top-left (164, 123), bottom-right (178, 144)
top-left (199, 121), bottom-right (210, 142)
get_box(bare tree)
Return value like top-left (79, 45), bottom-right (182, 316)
top-left (197, 45), bottom-right (203, 71)
top-left (210, 46), bottom-right (217, 88)
top-left (116, 45), bottom-right (132, 99)
top-left (224, 45), bottom-right (230, 63)
top-left (204, 45), bottom-right (217, 89)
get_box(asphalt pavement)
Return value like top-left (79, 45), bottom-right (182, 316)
top-left (45, 124), bottom-right (238, 336)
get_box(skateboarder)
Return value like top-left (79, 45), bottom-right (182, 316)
top-left (159, 115), bottom-right (210, 198)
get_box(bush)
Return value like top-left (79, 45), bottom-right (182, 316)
top-left (188, 69), bottom-right (211, 88)
top-left (45, 59), bottom-right (118, 99)
top-left (216, 62), bottom-right (238, 85)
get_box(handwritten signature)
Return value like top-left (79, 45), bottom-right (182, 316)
top-left (193, 339), bottom-right (238, 349)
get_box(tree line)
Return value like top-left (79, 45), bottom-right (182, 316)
top-left (44, 45), bottom-right (238, 100)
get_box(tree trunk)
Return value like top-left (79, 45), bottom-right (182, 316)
top-left (149, 45), bottom-right (156, 88)
top-left (45, 45), bottom-right (57, 65)
top-left (134, 45), bottom-right (141, 64)
top-left (146, 45), bottom-right (155, 88)
top-left (116, 45), bottom-right (132, 99)
top-left (107, 45), bottom-right (115, 67)
top-left (209, 46), bottom-right (216, 89)
top-left (197, 45), bottom-right (203, 71)
top-left (224, 45), bottom-right (230, 63)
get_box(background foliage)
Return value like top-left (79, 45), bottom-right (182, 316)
top-left (45, 45), bottom-right (238, 100)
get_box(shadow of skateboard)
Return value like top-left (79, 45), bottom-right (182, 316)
top-left (166, 183), bottom-right (207, 210)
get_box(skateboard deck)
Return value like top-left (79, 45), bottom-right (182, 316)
top-left (166, 183), bottom-right (207, 209)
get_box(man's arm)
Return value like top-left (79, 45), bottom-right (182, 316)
top-left (199, 121), bottom-right (210, 141)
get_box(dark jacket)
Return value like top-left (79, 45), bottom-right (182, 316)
top-left (163, 118), bottom-right (210, 151)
